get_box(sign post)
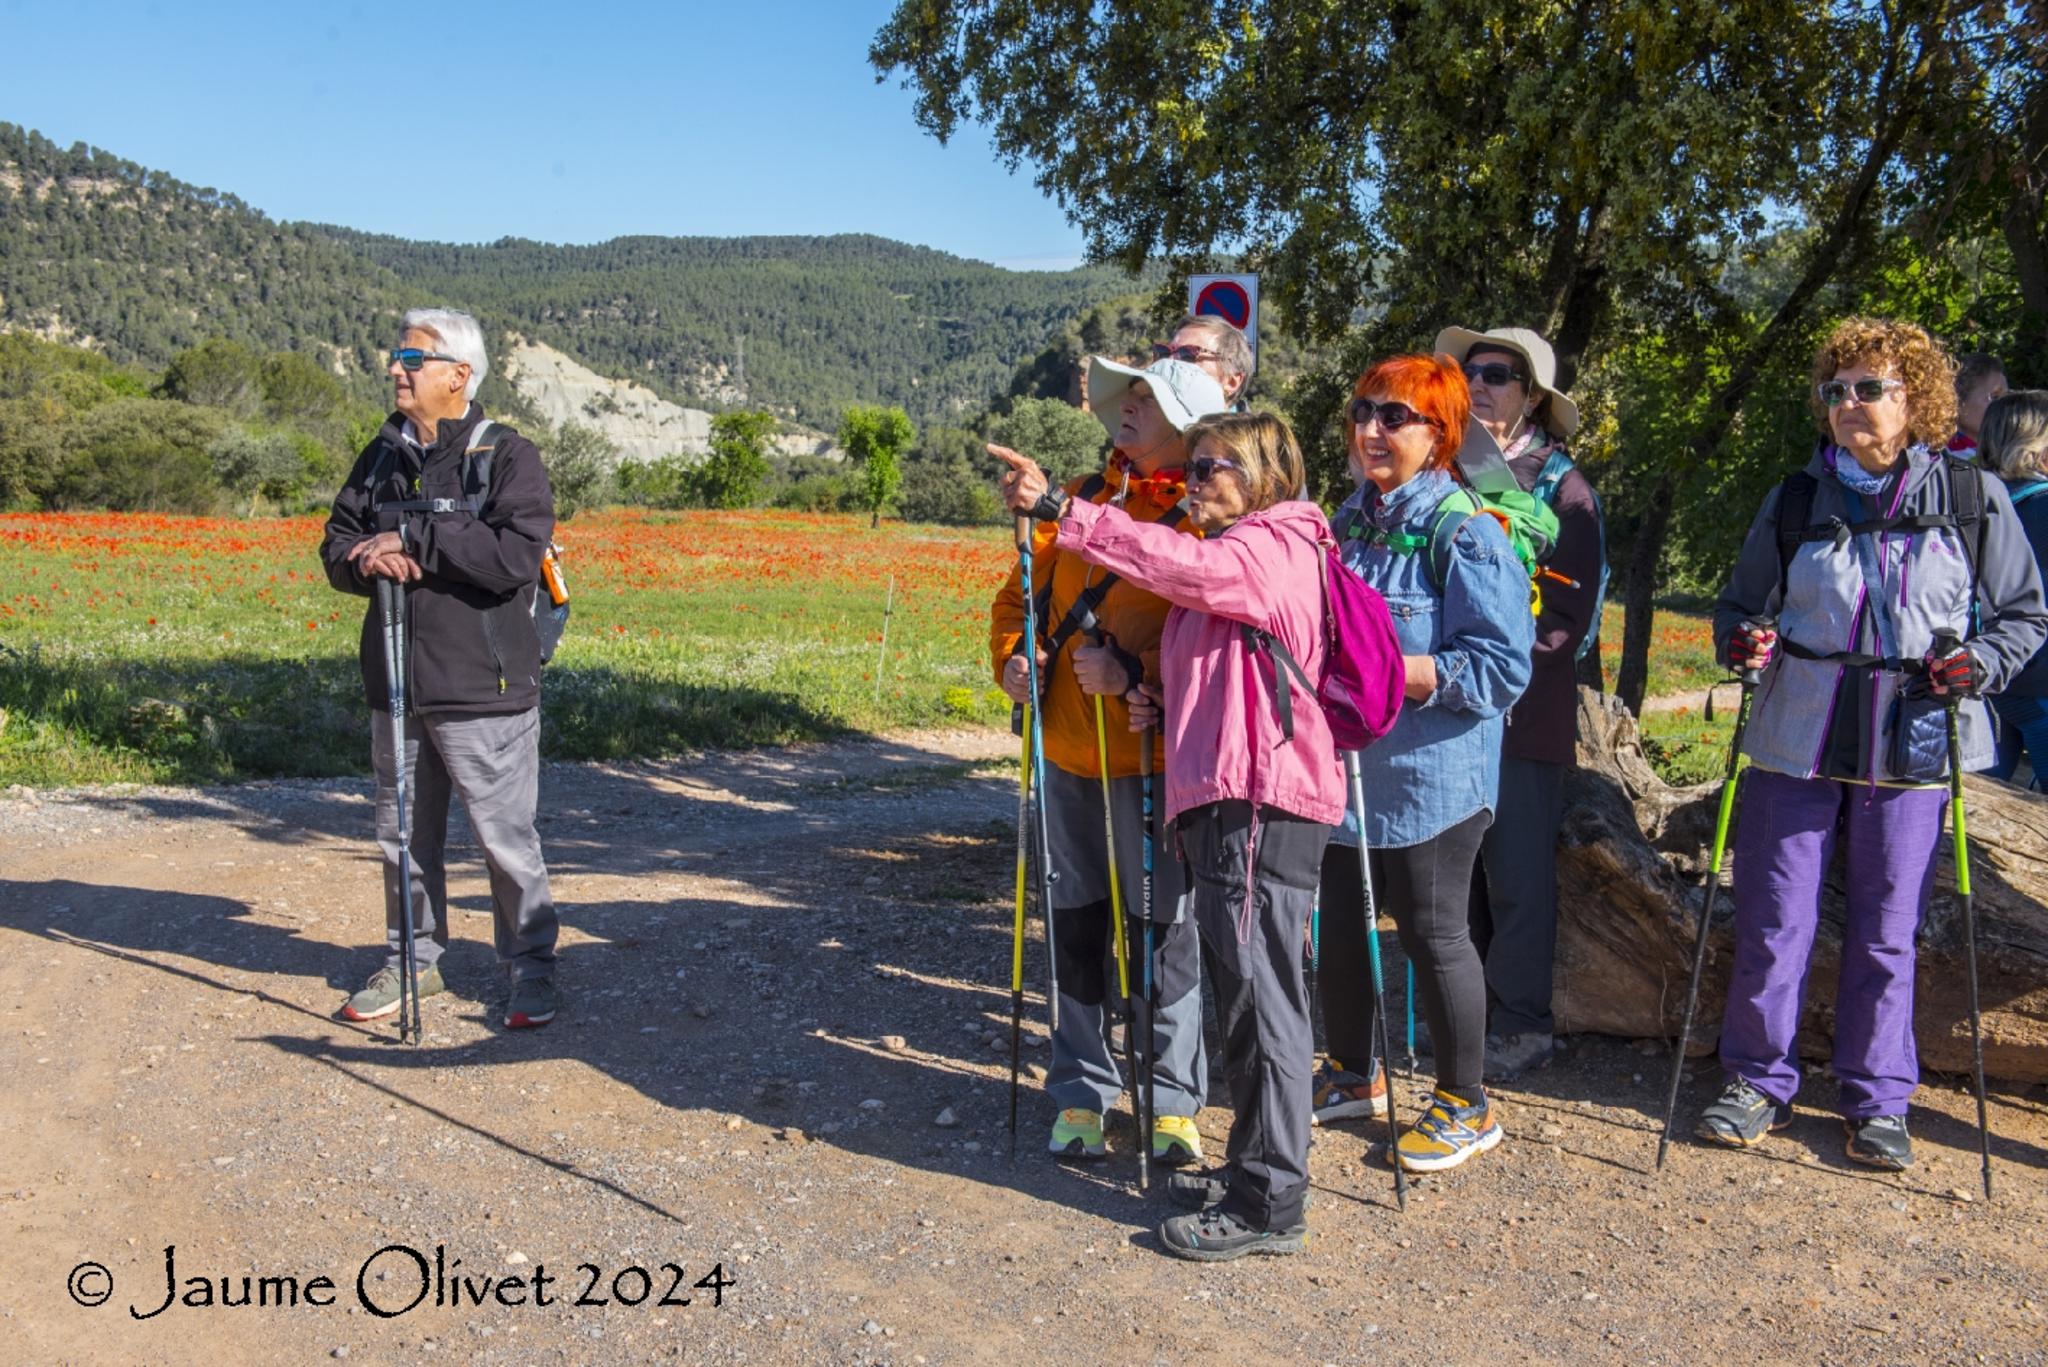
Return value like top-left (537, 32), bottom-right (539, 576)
top-left (1188, 274), bottom-right (1259, 358)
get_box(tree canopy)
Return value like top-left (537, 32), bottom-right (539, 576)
top-left (873, 0), bottom-right (2045, 709)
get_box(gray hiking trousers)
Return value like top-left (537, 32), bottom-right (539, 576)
top-left (1041, 764), bottom-right (1206, 1119)
top-left (1178, 799), bottom-right (1331, 1233)
top-left (371, 708), bottom-right (557, 981)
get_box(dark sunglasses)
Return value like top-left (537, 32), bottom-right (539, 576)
top-left (1461, 361), bottom-right (1528, 387)
top-left (1817, 377), bottom-right (1904, 406)
top-left (1150, 342), bottom-right (1221, 364)
top-left (1349, 398), bottom-right (1439, 431)
top-left (388, 347), bottom-right (465, 372)
top-left (1187, 455), bottom-right (1240, 485)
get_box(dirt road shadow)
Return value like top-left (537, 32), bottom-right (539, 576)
top-left (2, 732), bottom-right (1181, 1228)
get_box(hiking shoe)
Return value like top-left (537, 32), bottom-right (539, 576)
top-left (1396, 1088), bottom-right (1504, 1173)
top-left (1844, 1114), bottom-right (1913, 1170)
top-left (1695, 1077), bottom-right (1793, 1148)
top-left (1312, 1058), bottom-right (1389, 1124)
top-left (1049, 1108), bottom-right (1106, 1160)
top-left (505, 977), bottom-right (558, 1029)
top-left (1166, 1167), bottom-right (1230, 1211)
top-left (1152, 1114), bottom-right (1202, 1166)
top-left (1166, 1167), bottom-right (1313, 1215)
top-left (340, 963), bottom-right (444, 1022)
top-left (1159, 1207), bottom-right (1307, 1262)
top-left (1483, 1032), bottom-right (1555, 1084)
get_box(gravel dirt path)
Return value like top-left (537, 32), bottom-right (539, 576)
top-left (3, 728), bottom-right (2045, 1364)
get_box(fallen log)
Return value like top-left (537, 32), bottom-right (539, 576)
top-left (1554, 688), bottom-right (2048, 1085)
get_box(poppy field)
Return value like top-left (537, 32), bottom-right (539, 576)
top-left (0, 509), bottom-right (1017, 786)
top-left (0, 509), bottom-right (1724, 787)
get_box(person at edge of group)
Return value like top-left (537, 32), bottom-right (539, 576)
top-left (1702, 317), bottom-right (2047, 1170)
top-left (1432, 326), bottom-right (1602, 1084)
top-left (1981, 388), bottom-right (2048, 791)
top-left (1310, 354), bottom-right (1536, 1171)
top-left (1947, 352), bottom-right (2008, 458)
top-left (319, 308), bottom-right (564, 1031)
top-left (1151, 313), bottom-right (1255, 410)
top-left (996, 410), bottom-right (1363, 1261)
top-left (988, 356), bottom-right (1229, 1168)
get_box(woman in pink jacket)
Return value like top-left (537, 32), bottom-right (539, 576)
top-left (995, 410), bottom-right (1343, 1263)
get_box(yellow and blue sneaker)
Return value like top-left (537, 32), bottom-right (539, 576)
top-left (1395, 1088), bottom-right (1503, 1173)
top-left (1048, 1108), bottom-right (1106, 1160)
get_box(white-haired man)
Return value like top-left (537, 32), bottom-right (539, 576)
top-left (319, 308), bottom-right (562, 1029)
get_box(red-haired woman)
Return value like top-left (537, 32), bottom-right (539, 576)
top-left (1312, 354), bottom-right (1535, 1172)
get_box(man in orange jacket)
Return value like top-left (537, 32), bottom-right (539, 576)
top-left (990, 355), bottom-right (1230, 1162)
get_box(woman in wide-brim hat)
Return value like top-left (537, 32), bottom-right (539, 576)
top-left (1427, 325), bottom-right (1604, 1084)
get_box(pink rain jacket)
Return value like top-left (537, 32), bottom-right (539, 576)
top-left (1055, 496), bottom-right (1346, 829)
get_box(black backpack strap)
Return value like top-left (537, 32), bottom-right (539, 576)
top-left (372, 421), bottom-right (496, 516)
top-left (1241, 624), bottom-right (1316, 742)
top-left (1946, 455), bottom-right (1985, 629)
top-left (1774, 471), bottom-right (1819, 604)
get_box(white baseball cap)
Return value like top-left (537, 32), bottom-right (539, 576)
top-left (1086, 356), bottom-right (1230, 439)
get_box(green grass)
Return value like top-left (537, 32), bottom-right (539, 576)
top-left (0, 509), bottom-right (1017, 787)
top-left (1, 508), bottom-right (1739, 789)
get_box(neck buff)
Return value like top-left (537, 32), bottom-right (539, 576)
top-left (1110, 449), bottom-right (1187, 510)
top-left (1824, 443), bottom-right (1907, 497)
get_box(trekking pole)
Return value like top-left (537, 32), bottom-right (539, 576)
top-left (1934, 629), bottom-right (1994, 1201)
top-left (1015, 518), bottom-right (1060, 1033)
top-left (1138, 725), bottom-right (1158, 1191)
top-left (1086, 629), bottom-right (1141, 1181)
top-left (377, 578), bottom-right (423, 1047)
top-left (1346, 750), bottom-right (1406, 1209)
top-left (873, 574), bottom-right (895, 704)
top-left (1403, 963), bottom-right (1417, 1078)
top-left (1009, 715), bottom-right (1031, 1158)
top-left (1654, 620), bottom-right (1771, 1170)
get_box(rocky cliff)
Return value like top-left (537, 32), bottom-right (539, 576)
top-left (500, 337), bottom-right (834, 463)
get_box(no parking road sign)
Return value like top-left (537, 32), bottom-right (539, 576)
top-left (1188, 273), bottom-right (1259, 357)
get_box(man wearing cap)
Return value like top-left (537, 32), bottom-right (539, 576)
top-left (989, 356), bottom-right (1230, 1165)
top-left (1433, 325), bottom-right (1605, 1082)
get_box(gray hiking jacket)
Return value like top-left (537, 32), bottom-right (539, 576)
top-left (1713, 445), bottom-right (2048, 783)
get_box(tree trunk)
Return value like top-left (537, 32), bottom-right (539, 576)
top-left (2000, 40), bottom-right (2048, 375)
top-left (1615, 478), bottom-right (1674, 714)
top-left (1554, 688), bottom-right (2048, 1084)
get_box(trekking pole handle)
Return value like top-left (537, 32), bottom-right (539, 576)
top-left (1736, 615), bottom-right (1777, 689)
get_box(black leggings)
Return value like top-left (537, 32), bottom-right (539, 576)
top-left (1316, 809), bottom-right (1491, 1095)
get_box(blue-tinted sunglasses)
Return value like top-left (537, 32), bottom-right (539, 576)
top-left (388, 347), bottom-right (464, 372)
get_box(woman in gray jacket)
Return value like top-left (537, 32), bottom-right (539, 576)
top-left (1701, 317), bottom-right (2047, 1169)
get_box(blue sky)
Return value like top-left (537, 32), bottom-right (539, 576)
top-left (0, 0), bottom-right (1089, 269)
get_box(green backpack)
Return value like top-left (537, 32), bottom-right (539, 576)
top-left (1342, 420), bottom-right (1564, 615)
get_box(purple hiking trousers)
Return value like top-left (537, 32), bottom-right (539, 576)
top-left (1719, 768), bottom-right (1946, 1119)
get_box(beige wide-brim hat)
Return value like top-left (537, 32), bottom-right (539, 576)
top-left (1433, 325), bottom-right (1580, 439)
top-left (1086, 356), bottom-right (1230, 440)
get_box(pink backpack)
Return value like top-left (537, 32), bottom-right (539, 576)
top-left (1242, 531), bottom-right (1405, 752)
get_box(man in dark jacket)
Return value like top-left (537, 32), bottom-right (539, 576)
top-left (319, 307), bottom-right (561, 1030)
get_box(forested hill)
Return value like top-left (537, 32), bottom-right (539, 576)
top-left (0, 124), bottom-right (1144, 429)
top-left (333, 231), bottom-right (1146, 428)
top-left (0, 125), bottom-right (405, 379)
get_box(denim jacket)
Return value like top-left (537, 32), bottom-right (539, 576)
top-left (1331, 468), bottom-right (1536, 849)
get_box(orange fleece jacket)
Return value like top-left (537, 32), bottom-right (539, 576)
top-left (989, 462), bottom-right (1198, 780)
